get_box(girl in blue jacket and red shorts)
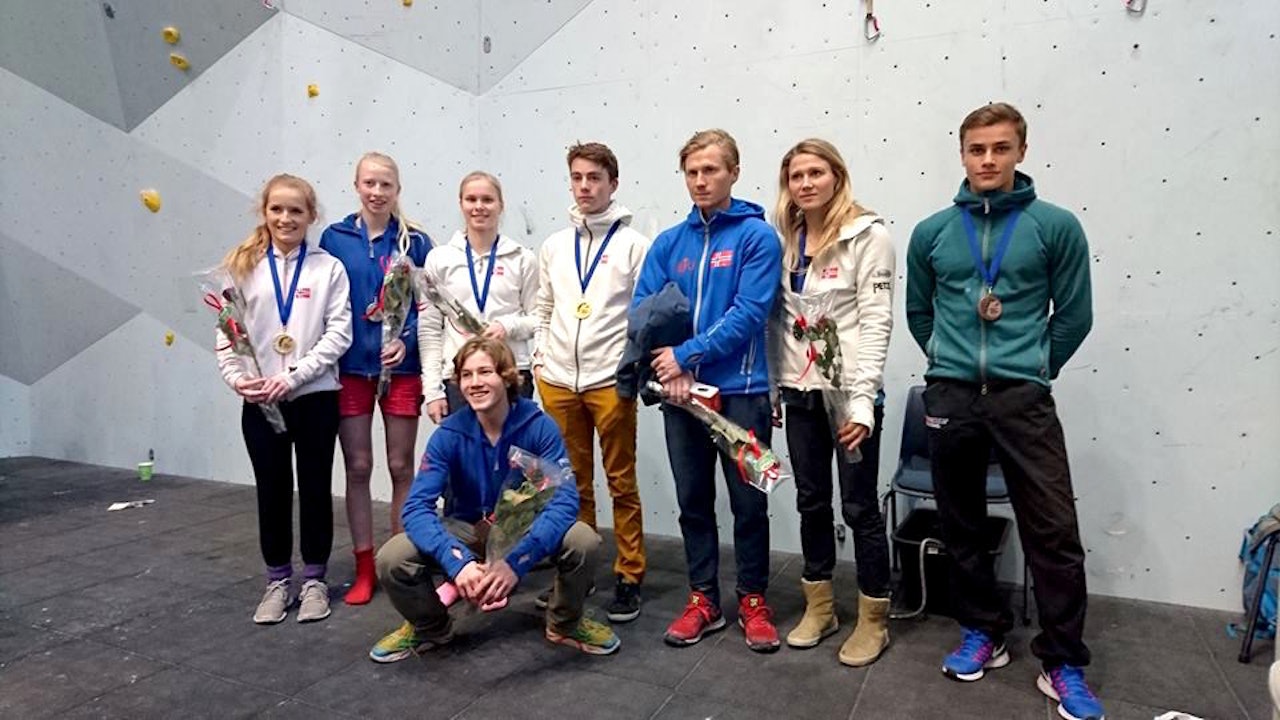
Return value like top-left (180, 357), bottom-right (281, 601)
top-left (319, 152), bottom-right (432, 605)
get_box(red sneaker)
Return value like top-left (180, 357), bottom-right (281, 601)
top-left (738, 593), bottom-right (780, 653)
top-left (663, 591), bottom-right (726, 646)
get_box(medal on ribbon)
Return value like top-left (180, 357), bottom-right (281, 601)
top-left (960, 208), bottom-right (1020, 323)
top-left (573, 219), bottom-right (622, 321)
top-left (466, 237), bottom-right (499, 318)
top-left (266, 241), bottom-right (307, 357)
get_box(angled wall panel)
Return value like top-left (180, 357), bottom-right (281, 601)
top-left (0, 69), bottom-right (259, 351)
top-left (477, 0), bottom-right (592, 92)
top-left (0, 0), bottom-right (125, 129)
top-left (0, 232), bottom-right (139, 385)
top-left (134, 13), bottom-right (479, 246)
top-left (0, 376), bottom-right (31, 458)
top-left (99, 0), bottom-right (276, 130)
top-left (28, 314), bottom-right (250, 483)
top-left (284, 0), bottom-right (480, 93)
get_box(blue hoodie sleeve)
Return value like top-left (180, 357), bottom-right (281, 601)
top-left (672, 223), bottom-right (781, 369)
top-left (504, 416), bottom-right (581, 579)
top-left (630, 232), bottom-right (672, 311)
top-left (402, 430), bottom-right (478, 579)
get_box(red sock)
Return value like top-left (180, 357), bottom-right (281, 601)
top-left (344, 548), bottom-right (376, 605)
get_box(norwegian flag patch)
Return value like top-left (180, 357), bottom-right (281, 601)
top-left (493, 265), bottom-right (505, 276)
top-left (821, 266), bottom-right (839, 279)
top-left (295, 288), bottom-right (311, 299)
top-left (710, 250), bottom-right (734, 268)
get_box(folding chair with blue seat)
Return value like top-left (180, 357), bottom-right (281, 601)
top-left (886, 384), bottom-right (1030, 624)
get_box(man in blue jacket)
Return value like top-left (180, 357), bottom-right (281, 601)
top-left (369, 337), bottom-right (620, 662)
top-left (906, 102), bottom-right (1102, 720)
top-left (634, 128), bottom-right (783, 652)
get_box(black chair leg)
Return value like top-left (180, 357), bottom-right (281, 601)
top-left (1238, 532), bottom-right (1278, 664)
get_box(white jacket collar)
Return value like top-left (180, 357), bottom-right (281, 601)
top-left (446, 230), bottom-right (523, 257)
top-left (569, 201), bottom-right (633, 235)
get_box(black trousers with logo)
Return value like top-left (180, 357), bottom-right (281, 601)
top-left (923, 379), bottom-right (1090, 669)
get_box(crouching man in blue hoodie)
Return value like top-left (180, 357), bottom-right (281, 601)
top-left (636, 129), bottom-right (784, 653)
top-left (369, 337), bottom-right (620, 662)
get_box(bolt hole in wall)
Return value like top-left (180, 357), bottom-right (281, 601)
top-left (0, 0), bottom-right (1276, 613)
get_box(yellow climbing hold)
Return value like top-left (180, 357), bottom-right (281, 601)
top-left (140, 189), bottom-right (162, 213)
top-left (162, 26), bottom-right (181, 44)
top-left (164, 331), bottom-right (175, 346)
top-left (307, 83), bottom-right (319, 98)
top-left (403, 0), bottom-right (413, 6)
top-left (169, 52), bottom-right (190, 71)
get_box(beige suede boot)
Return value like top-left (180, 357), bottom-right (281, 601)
top-left (785, 579), bottom-right (839, 648)
top-left (838, 592), bottom-right (890, 666)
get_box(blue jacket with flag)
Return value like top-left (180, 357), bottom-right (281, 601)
top-left (319, 213), bottom-right (432, 377)
top-left (401, 397), bottom-right (579, 580)
top-left (631, 199), bottom-right (781, 396)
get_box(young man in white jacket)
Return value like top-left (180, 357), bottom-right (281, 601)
top-left (532, 143), bottom-right (651, 622)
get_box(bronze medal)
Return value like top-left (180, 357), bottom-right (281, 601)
top-left (978, 293), bottom-right (1003, 322)
top-left (574, 300), bottom-right (592, 320)
top-left (272, 332), bottom-right (296, 355)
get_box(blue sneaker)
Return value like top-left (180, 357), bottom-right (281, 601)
top-left (941, 627), bottom-right (1010, 681)
top-left (1037, 665), bottom-right (1105, 720)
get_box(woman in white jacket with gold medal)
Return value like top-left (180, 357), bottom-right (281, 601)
top-left (420, 171), bottom-right (538, 421)
top-left (216, 174), bottom-right (353, 625)
top-left (769, 139), bottom-right (895, 666)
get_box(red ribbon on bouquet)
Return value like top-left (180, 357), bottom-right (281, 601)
top-left (203, 293), bottom-right (244, 351)
top-left (735, 429), bottom-right (764, 483)
top-left (363, 255), bottom-right (393, 321)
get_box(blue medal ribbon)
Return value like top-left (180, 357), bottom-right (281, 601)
top-left (266, 242), bottom-right (307, 329)
top-left (791, 227), bottom-right (810, 293)
top-left (959, 208), bottom-right (1021, 290)
top-left (465, 237), bottom-right (499, 313)
top-left (574, 219), bottom-right (623, 294)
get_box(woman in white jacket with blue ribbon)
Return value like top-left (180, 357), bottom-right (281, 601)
top-left (420, 171), bottom-right (538, 422)
top-left (769, 139), bottom-right (895, 666)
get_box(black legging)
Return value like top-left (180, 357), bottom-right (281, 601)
top-left (241, 391), bottom-right (339, 577)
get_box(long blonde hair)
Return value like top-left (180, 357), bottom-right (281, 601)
top-left (773, 139), bottom-right (872, 274)
top-left (222, 174), bottom-right (318, 280)
top-left (356, 151), bottom-right (422, 256)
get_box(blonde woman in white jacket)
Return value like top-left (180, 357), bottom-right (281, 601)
top-left (532, 143), bottom-right (650, 622)
top-left (768, 139), bottom-right (895, 666)
top-left (216, 174), bottom-right (353, 626)
top-left (420, 171), bottom-right (538, 422)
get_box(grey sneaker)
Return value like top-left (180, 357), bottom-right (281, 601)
top-left (296, 579), bottom-right (331, 623)
top-left (253, 579), bottom-right (290, 624)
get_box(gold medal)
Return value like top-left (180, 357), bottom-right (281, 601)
top-left (978, 293), bottom-right (1003, 322)
top-left (272, 332), bottom-right (296, 355)
top-left (574, 300), bottom-right (592, 320)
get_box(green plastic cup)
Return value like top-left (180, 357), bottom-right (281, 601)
top-left (137, 461), bottom-right (154, 482)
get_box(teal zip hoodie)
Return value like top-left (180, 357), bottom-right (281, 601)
top-left (905, 171), bottom-right (1092, 386)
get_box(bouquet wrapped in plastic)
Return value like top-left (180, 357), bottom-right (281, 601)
top-left (434, 445), bottom-right (570, 611)
top-left (198, 267), bottom-right (286, 433)
top-left (412, 267), bottom-right (487, 336)
top-left (366, 253), bottom-right (416, 397)
top-left (646, 381), bottom-right (790, 494)
top-left (794, 291), bottom-right (862, 463)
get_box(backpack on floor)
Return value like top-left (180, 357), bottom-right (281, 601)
top-left (1231, 504), bottom-right (1280, 640)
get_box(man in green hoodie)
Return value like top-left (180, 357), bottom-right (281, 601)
top-left (906, 102), bottom-right (1103, 720)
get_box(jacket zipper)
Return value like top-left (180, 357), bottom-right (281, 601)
top-left (692, 219), bottom-right (711, 332)
top-left (979, 198), bottom-right (990, 395)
